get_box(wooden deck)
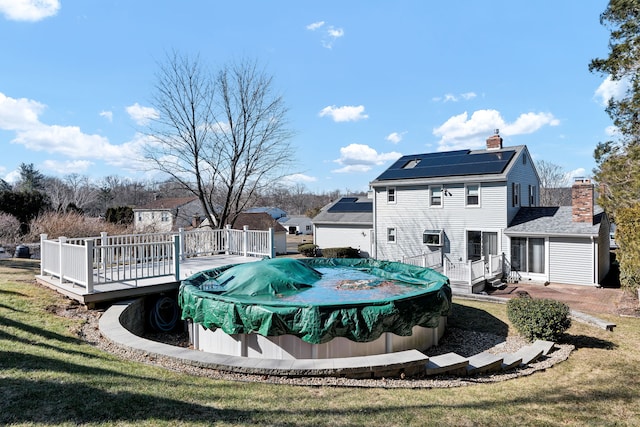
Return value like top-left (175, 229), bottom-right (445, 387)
top-left (36, 254), bottom-right (261, 306)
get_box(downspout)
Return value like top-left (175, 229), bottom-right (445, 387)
top-left (592, 236), bottom-right (598, 286)
top-left (372, 188), bottom-right (377, 259)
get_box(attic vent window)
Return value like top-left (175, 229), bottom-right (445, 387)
top-left (403, 159), bottom-right (421, 169)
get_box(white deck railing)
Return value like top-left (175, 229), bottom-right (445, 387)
top-left (443, 253), bottom-right (504, 289)
top-left (401, 250), bottom-right (442, 269)
top-left (40, 226), bottom-right (275, 293)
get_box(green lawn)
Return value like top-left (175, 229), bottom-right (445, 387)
top-left (1, 258), bottom-right (639, 426)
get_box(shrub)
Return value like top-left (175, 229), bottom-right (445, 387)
top-left (298, 243), bottom-right (319, 257)
top-left (0, 212), bottom-right (21, 243)
top-left (506, 296), bottom-right (571, 342)
top-left (26, 211), bottom-right (133, 242)
top-left (320, 247), bottom-right (360, 258)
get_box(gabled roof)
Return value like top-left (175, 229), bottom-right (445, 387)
top-left (133, 197), bottom-right (198, 211)
top-left (505, 206), bottom-right (605, 237)
top-left (371, 145), bottom-right (526, 186)
top-left (245, 206), bottom-right (287, 219)
top-left (231, 212), bottom-right (287, 232)
top-left (312, 197), bottom-right (373, 225)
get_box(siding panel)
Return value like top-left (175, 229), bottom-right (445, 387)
top-left (549, 237), bottom-right (593, 285)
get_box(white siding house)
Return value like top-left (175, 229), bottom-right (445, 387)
top-left (370, 133), bottom-right (610, 288)
top-left (312, 197), bottom-right (373, 257)
top-left (279, 215), bottom-right (314, 235)
top-left (133, 197), bottom-right (202, 232)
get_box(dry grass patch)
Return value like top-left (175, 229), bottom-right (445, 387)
top-left (1, 258), bottom-right (640, 426)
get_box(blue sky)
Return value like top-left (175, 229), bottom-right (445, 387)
top-left (0, 1), bottom-right (622, 193)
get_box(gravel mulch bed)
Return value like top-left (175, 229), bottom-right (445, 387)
top-left (47, 298), bottom-right (575, 389)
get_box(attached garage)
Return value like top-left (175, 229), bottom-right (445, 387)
top-left (548, 237), bottom-right (594, 286)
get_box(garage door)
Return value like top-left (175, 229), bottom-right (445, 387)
top-left (549, 237), bottom-right (593, 285)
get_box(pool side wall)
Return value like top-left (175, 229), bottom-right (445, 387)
top-left (189, 316), bottom-right (447, 359)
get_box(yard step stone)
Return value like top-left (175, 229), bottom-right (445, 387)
top-left (466, 352), bottom-right (504, 375)
top-left (531, 339), bottom-right (555, 356)
top-left (425, 352), bottom-right (468, 376)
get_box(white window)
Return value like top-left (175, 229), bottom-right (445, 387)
top-left (512, 183), bottom-right (520, 207)
top-left (430, 186), bottom-right (442, 206)
top-left (387, 228), bottom-right (396, 243)
top-left (137, 213), bottom-right (142, 221)
top-left (423, 230), bottom-right (443, 246)
top-left (387, 187), bottom-right (396, 203)
top-left (161, 212), bottom-right (169, 222)
top-left (466, 184), bottom-right (479, 206)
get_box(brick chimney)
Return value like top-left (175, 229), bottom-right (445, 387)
top-left (486, 129), bottom-right (503, 150)
top-left (571, 178), bottom-right (594, 224)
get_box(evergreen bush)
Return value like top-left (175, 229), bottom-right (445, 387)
top-left (320, 247), bottom-right (360, 258)
top-left (298, 243), bottom-right (319, 257)
top-left (506, 296), bottom-right (571, 342)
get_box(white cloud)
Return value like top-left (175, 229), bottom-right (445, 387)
top-left (282, 173), bottom-right (317, 184)
top-left (99, 110), bottom-right (113, 122)
top-left (0, 0), bottom-right (60, 22)
top-left (433, 109), bottom-right (560, 151)
top-left (595, 75), bottom-right (628, 106)
top-left (333, 143), bottom-right (401, 173)
top-left (327, 27), bottom-right (344, 38)
top-left (319, 105), bottom-right (368, 122)
top-left (434, 92), bottom-right (477, 103)
top-left (0, 91), bottom-right (148, 171)
top-left (307, 20), bottom-right (344, 48)
top-left (3, 170), bottom-right (20, 184)
top-left (0, 92), bottom-right (45, 130)
top-left (126, 103), bottom-right (159, 126)
top-left (386, 131), bottom-right (406, 144)
top-left (306, 21), bottom-right (325, 31)
top-left (605, 125), bottom-right (619, 137)
top-left (42, 159), bottom-right (94, 174)
top-left (566, 168), bottom-right (587, 182)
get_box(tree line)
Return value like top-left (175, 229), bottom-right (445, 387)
top-left (0, 162), bottom-right (361, 243)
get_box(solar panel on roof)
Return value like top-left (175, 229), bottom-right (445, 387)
top-left (328, 198), bottom-right (373, 213)
top-left (375, 150), bottom-right (516, 181)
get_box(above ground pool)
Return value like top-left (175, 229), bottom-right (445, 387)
top-left (179, 258), bottom-right (452, 359)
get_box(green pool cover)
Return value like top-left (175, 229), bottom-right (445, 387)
top-left (179, 257), bottom-right (452, 344)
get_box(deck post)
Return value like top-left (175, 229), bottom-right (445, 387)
top-left (173, 235), bottom-right (180, 281)
top-left (58, 237), bottom-right (66, 285)
top-left (85, 239), bottom-right (94, 293)
top-left (269, 227), bottom-right (275, 259)
top-left (225, 224), bottom-right (232, 255)
top-left (40, 234), bottom-right (47, 276)
top-left (178, 228), bottom-right (185, 260)
top-left (467, 260), bottom-right (472, 288)
top-left (100, 232), bottom-right (108, 278)
top-left (243, 225), bottom-right (249, 257)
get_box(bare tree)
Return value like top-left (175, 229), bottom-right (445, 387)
top-left (536, 160), bottom-right (572, 206)
top-left (144, 52), bottom-right (294, 228)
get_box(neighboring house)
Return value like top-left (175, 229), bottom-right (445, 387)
top-left (133, 197), bottom-right (202, 232)
top-left (278, 215), bottom-right (314, 235)
top-left (231, 212), bottom-right (288, 255)
top-left (245, 206), bottom-right (287, 220)
top-left (312, 196), bottom-right (373, 257)
top-left (369, 132), bottom-right (610, 287)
